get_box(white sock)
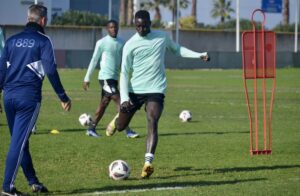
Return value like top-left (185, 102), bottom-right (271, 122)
top-left (145, 153), bottom-right (154, 164)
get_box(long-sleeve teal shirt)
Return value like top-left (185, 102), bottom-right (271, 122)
top-left (84, 35), bottom-right (124, 82)
top-left (120, 30), bottom-right (207, 103)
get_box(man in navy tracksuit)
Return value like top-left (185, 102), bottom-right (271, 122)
top-left (0, 5), bottom-right (71, 196)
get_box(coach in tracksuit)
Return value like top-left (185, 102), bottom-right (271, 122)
top-left (0, 4), bottom-right (71, 195)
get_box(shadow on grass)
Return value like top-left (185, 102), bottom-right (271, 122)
top-left (174, 164), bottom-right (300, 175)
top-left (159, 130), bottom-right (248, 137)
top-left (55, 178), bottom-right (266, 195)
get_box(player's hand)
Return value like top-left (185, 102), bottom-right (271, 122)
top-left (201, 54), bottom-right (210, 62)
top-left (83, 81), bottom-right (90, 91)
top-left (120, 100), bottom-right (135, 113)
top-left (61, 100), bottom-right (71, 111)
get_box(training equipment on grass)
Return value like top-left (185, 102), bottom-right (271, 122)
top-left (109, 160), bottom-right (131, 180)
top-left (50, 129), bottom-right (59, 134)
top-left (242, 9), bottom-right (276, 155)
top-left (179, 110), bottom-right (192, 122)
top-left (78, 113), bottom-right (93, 127)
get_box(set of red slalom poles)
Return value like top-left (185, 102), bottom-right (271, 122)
top-left (242, 9), bottom-right (276, 155)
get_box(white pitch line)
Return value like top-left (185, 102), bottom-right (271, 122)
top-left (81, 186), bottom-right (187, 195)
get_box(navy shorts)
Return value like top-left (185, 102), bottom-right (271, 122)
top-left (99, 79), bottom-right (119, 97)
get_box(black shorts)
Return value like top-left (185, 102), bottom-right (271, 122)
top-left (99, 79), bottom-right (119, 97)
top-left (129, 93), bottom-right (165, 111)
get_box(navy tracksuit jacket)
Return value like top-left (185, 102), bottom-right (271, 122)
top-left (0, 22), bottom-right (69, 192)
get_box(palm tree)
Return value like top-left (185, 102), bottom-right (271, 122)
top-left (119, 0), bottom-right (127, 26)
top-left (283, 0), bottom-right (289, 25)
top-left (191, 0), bottom-right (197, 19)
top-left (141, 0), bottom-right (170, 23)
top-left (211, 0), bottom-right (234, 24)
top-left (168, 0), bottom-right (189, 25)
top-left (140, 0), bottom-right (189, 25)
top-left (127, 0), bottom-right (134, 26)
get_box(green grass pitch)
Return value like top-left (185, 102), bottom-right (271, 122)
top-left (0, 68), bottom-right (299, 195)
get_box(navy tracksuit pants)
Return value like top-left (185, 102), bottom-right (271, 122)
top-left (2, 98), bottom-right (40, 192)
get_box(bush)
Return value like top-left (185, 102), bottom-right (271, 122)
top-left (51, 10), bottom-right (108, 26)
top-left (272, 23), bottom-right (300, 32)
top-left (180, 16), bottom-right (196, 29)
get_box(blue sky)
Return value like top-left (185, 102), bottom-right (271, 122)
top-left (156, 0), bottom-right (299, 29)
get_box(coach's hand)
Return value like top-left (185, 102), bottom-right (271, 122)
top-left (120, 100), bottom-right (135, 113)
top-left (201, 54), bottom-right (210, 62)
top-left (83, 81), bottom-right (90, 91)
top-left (61, 100), bottom-right (72, 111)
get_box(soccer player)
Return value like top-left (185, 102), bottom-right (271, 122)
top-left (83, 20), bottom-right (139, 138)
top-left (106, 10), bottom-right (209, 178)
top-left (0, 4), bottom-right (71, 195)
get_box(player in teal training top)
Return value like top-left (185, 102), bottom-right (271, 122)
top-left (106, 10), bottom-right (209, 178)
top-left (83, 20), bottom-right (139, 138)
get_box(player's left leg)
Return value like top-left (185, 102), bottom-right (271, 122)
top-left (110, 94), bottom-right (139, 138)
top-left (141, 99), bottom-right (164, 178)
top-left (2, 99), bottom-right (47, 193)
top-left (86, 96), bottom-right (111, 137)
top-left (87, 80), bottom-right (115, 137)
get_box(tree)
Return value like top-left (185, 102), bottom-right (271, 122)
top-left (211, 0), bottom-right (234, 24)
top-left (191, 0), bottom-right (197, 19)
top-left (51, 10), bottom-right (107, 26)
top-left (127, 0), bottom-right (134, 26)
top-left (141, 0), bottom-right (169, 23)
top-left (168, 0), bottom-right (189, 25)
top-left (283, 0), bottom-right (289, 25)
top-left (141, 0), bottom-right (189, 26)
top-left (119, 0), bottom-right (126, 26)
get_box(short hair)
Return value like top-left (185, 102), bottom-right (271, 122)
top-left (135, 10), bottom-right (150, 21)
top-left (106, 19), bottom-right (118, 26)
top-left (28, 4), bottom-right (47, 22)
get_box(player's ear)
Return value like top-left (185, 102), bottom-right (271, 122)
top-left (40, 16), bottom-right (48, 27)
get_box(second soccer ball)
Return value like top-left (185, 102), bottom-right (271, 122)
top-left (179, 110), bottom-right (192, 122)
top-left (78, 113), bottom-right (93, 127)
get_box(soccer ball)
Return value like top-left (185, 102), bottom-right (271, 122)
top-left (78, 113), bottom-right (93, 126)
top-left (109, 160), bottom-right (131, 180)
top-left (179, 110), bottom-right (192, 122)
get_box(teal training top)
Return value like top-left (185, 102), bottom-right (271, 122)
top-left (84, 35), bottom-right (124, 82)
top-left (120, 30), bottom-right (207, 103)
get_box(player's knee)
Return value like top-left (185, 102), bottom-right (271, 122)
top-left (147, 116), bottom-right (159, 125)
top-left (101, 97), bottom-right (110, 107)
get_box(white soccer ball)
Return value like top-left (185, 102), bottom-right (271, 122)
top-left (179, 110), bottom-right (192, 122)
top-left (78, 113), bottom-right (93, 127)
top-left (109, 160), bottom-right (131, 180)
